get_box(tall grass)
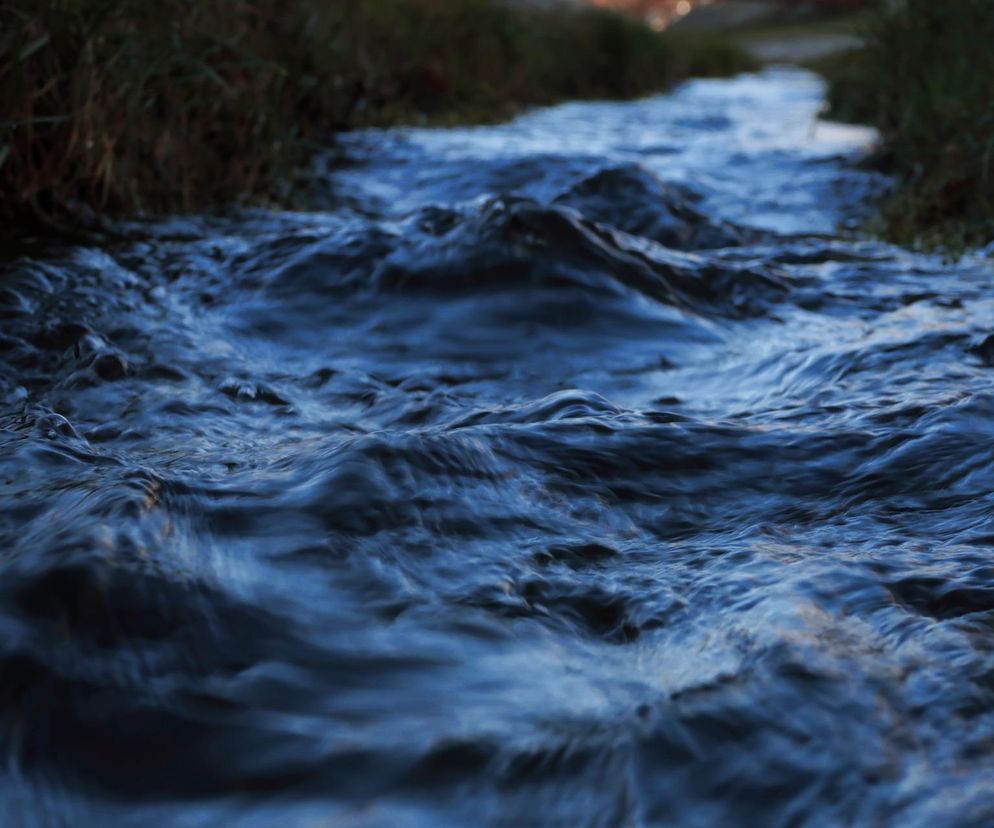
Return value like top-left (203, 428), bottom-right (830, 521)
top-left (818, 0), bottom-right (994, 250)
top-left (0, 0), bottom-right (755, 224)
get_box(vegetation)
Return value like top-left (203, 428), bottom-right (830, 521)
top-left (0, 0), bottom-right (756, 225)
top-left (815, 0), bottom-right (994, 251)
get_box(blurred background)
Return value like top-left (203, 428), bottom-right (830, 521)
top-left (558, 0), bottom-right (869, 31)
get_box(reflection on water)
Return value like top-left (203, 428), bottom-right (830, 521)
top-left (2, 68), bottom-right (994, 826)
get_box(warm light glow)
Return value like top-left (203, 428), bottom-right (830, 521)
top-left (585, 0), bottom-right (710, 31)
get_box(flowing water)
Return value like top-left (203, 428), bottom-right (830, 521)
top-left (3, 68), bottom-right (994, 827)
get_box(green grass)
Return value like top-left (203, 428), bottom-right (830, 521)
top-left (808, 48), bottom-right (879, 125)
top-left (814, 0), bottom-right (994, 251)
top-left (0, 0), bottom-right (756, 225)
top-left (735, 10), bottom-right (870, 42)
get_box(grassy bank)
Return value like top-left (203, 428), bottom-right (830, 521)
top-left (815, 0), bottom-right (994, 251)
top-left (0, 0), bottom-right (755, 225)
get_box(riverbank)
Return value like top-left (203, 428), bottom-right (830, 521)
top-left (677, 0), bottom-right (991, 253)
top-left (0, 0), bottom-right (754, 229)
top-left (814, 0), bottom-right (994, 252)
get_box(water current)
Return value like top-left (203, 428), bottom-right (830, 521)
top-left (3, 68), bottom-right (994, 827)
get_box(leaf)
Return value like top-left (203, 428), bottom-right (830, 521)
top-left (18, 33), bottom-right (50, 62)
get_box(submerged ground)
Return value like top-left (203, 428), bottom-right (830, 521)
top-left (3, 68), bottom-right (994, 826)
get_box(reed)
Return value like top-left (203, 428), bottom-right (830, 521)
top-left (0, 0), bottom-right (756, 224)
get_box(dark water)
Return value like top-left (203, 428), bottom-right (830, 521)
top-left (3, 68), bottom-right (994, 826)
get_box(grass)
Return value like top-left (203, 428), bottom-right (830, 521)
top-left (0, 0), bottom-right (756, 226)
top-left (813, 0), bottom-right (994, 251)
top-left (734, 10), bottom-right (870, 41)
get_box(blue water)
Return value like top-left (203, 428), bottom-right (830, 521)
top-left (3, 68), bottom-right (994, 826)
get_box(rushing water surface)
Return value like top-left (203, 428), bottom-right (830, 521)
top-left (3, 68), bottom-right (994, 826)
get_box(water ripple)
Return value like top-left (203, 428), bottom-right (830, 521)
top-left (2, 68), bottom-right (993, 826)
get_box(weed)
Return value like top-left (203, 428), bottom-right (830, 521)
top-left (815, 0), bottom-right (994, 251)
top-left (0, 0), bottom-right (756, 223)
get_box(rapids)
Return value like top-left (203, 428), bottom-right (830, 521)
top-left (3, 68), bottom-right (994, 826)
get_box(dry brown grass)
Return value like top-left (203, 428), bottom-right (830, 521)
top-left (0, 0), bottom-right (755, 224)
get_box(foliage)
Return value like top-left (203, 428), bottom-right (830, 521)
top-left (817, 0), bottom-right (994, 250)
top-left (0, 0), bottom-right (756, 222)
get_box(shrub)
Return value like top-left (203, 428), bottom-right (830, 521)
top-left (0, 0), bottom-right (756, 223)
top-left (819, 0), bottom-right (994, 250)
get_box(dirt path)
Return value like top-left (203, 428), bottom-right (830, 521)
top-left (743, 32), bottom-right (862, 63)
top-left (673, 1), bottom-right (863, 64)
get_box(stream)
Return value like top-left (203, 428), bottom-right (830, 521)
top-left (3, 67), bottom-right (994, 827)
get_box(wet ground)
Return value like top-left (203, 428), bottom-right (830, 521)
top-left (3, 68), bottom-right (994, 826)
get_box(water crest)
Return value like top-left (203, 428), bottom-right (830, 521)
top-left (2, 69), bottom-right (993, 826)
